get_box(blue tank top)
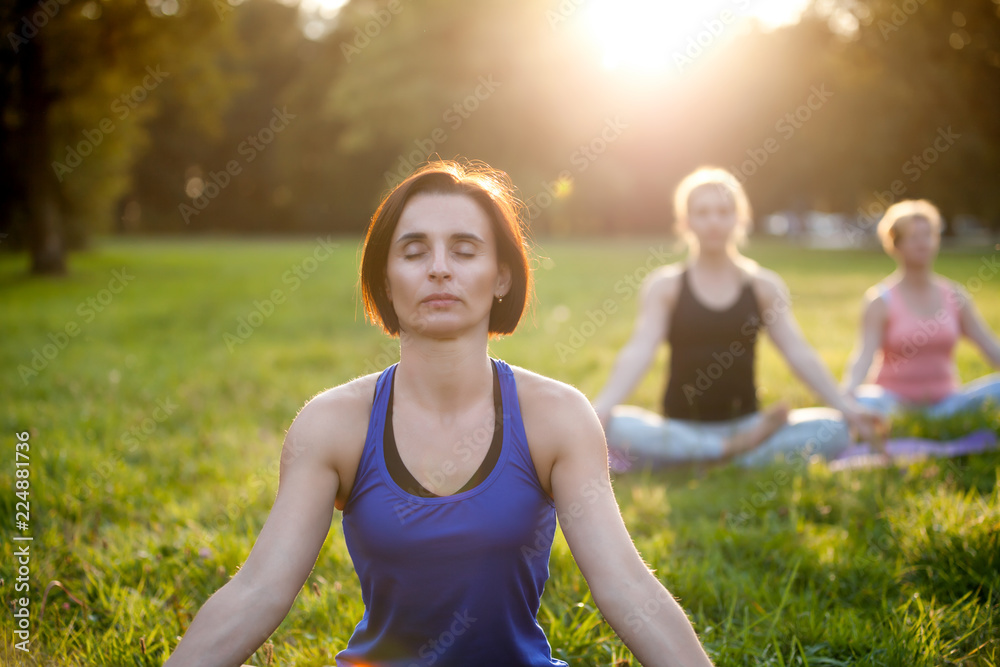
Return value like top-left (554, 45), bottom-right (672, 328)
top-left (336, 358), bottom-right (567, 667)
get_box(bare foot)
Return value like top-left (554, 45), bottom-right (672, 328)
top-left (861, 412), bottom-right (891, 465)
top-left (721, 402), bottom-right (790, 459)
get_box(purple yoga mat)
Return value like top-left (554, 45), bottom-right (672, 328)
top-left (828, 429), bottom-right (998, 471)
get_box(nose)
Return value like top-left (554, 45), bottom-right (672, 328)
top-left (428, 246), bottom-right (451, 279)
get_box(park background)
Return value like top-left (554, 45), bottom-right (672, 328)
top-left (2, 0), bottom-right (1000, 664)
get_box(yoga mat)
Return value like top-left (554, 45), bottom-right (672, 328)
top-left (827, 429), bottom-right (998, 472)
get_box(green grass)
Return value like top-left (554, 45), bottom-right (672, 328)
top-left (1, 236), bottom-right (998, 665)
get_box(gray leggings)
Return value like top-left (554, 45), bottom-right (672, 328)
top-left (854, 373), bottom-right (1000, 418)
top-left (606, 405), bottom-right (851, 469)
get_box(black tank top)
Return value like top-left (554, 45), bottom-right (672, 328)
top-left (663, 268), bottom-right (761, 421)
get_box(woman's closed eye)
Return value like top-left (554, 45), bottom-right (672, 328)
top-left (402, 242), bottom-right (427, 259)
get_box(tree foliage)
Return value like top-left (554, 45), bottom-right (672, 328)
top-left (1, 0), bottom-right (241, 272)
top-left (3, 0), bottom-right (998, 273)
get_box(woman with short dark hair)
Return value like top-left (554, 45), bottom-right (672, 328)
top-left (164, 160), bottom-right (714, 666)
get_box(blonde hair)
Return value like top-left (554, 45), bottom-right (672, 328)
top-left (876, 199), bottom-right (942, 255)
top-left (673, 167), bottom-right (753, 247)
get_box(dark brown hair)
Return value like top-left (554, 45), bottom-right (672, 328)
top-left (360, 160), bottom-right (532, 336)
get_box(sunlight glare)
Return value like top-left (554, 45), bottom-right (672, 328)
top-left (584, 0), bottom-right (746, 74)
top-left (300, 0), bottom-right (348, 20)
top-left (583, 0), bottom-right (811, 75)
top-left (748, 0), bottom-right (811, 29)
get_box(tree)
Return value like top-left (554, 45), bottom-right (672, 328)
top-left (817, 0), bottom-right (1000, 228)
top-left (0, 0), bottom-right (241, 273)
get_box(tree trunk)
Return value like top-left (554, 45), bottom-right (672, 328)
top-left (18, 14), bottom-right (66, 275)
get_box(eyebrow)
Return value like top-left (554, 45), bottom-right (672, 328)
top-left (394, 231), bottom-right (486, 245)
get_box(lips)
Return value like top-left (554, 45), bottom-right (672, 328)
top-left (422, 292), bottom-right (460, 305)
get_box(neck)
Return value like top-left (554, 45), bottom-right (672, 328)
top-left (690, 245), bottom-right (740, 270)
top-left (395, 332), bottom-right (493, 413)
top-left (897, 264), bottom-right (934, 287)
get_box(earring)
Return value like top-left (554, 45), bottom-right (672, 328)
top-left (497, 294), bottom-right (504, 303)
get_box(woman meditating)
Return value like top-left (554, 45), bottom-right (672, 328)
top-left (163, 161), bottom-right (713, 666)
top-left (842, 198), bottom-right (1000, 419)
top-left (593, 167), bottom-right (881, 471)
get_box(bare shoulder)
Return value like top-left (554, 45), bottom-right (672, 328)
top-left (862, 283), bottom-right (890, 313)
top-left (646, 262), bottom-right (684, 290)
top-left (290, 373), bottom-right (378, 437)
top-left (642, 262), bottom-right (685, 304)
top-left (508, 366), bottom-right (605, 483)
top-left (936, 275), bottom-right (970, 302)
top-left (743, 263), bottom-right (792, 311)
top-left (509, 365), bottom-right (594, 420)
top-left (284, 373), bottom-right (378, 494)
top-left (744, 262), bottom-right (784, 293)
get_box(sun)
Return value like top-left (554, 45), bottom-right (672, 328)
top-left (582, 0), bottom-right (808, 75)
top-left (582, 0), bottom-right (733, 74)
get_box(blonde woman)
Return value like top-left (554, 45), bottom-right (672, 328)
top-left (842, 199), bottom-right (1000, 418)
top-left (593, 167), bottom-right (881, 470)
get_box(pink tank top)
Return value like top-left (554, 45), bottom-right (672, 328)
top-left (874, 281), bottom-right (960, 403)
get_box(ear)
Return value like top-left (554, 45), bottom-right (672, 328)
top-left (496, 262), bottom-right (512, 298)
top-left (384, 270), bottom-right (392, 301)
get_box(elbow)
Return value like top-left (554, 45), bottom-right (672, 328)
top-left (591, 566), bottom-right (661, 624)
top-left (231, 571), bottom-right (297, 621)
top-left (623, 339), bottom-right (657, 368)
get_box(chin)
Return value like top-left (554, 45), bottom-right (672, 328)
top-left (699, 240), bottom-right (729, 254)
top-left (400, 317), bottom-right (476, 339)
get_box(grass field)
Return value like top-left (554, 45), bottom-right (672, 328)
top-left (1, 236), bottom-right (998, 665)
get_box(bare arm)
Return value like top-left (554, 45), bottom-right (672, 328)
top-left (841, 290), bottom-right (887, 395)
top-left (756, 272), bottom-right (879, 440)
top-left (164, 393), bottom-right (352, 666)
top-left (592, 271), bottom-right (675, 426)
top-left (956, 284), bottom-right (1000, 367)
top-left (528, 379), bottom-right (713, 666)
